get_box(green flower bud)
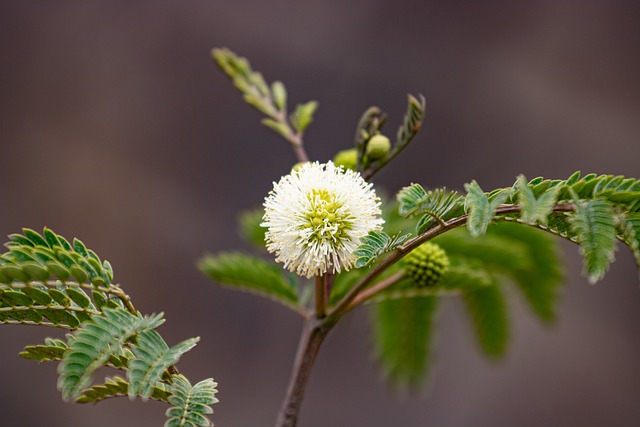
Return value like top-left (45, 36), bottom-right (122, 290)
top-left (366, 134), bottom-right (391, 159)
top-left (333, 149), bottom-right (358, 171)
top-left (403, 242), bottom-right (450, 287)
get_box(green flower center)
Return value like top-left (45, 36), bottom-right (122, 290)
top-left (304, 189), bottom-right (353, 243)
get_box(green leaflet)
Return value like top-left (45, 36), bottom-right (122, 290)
top-left (57, 308), bottom-right (165, 401)
top-left (371, 296), bottom-right (439, 390)
top-left (19, 338), bottom-right (68, 362)
top-left (396, 184), bottom-right (462, 233)
top-left (0, 281), bottom-right (132, 328)
top-left (395, 94), bottom-right (426, 152)
top-left (464, 181), bottom-right (512, 237)
top-left (487, 223), bottom-right (564, 324)
top-left (77, 375), bottom-right (171, 404)
top-left (353, 231), bottom-right (410, 268)
top-left (1, 228), bottom-right (113, 287)
top-left (198, 252), bottom-right (299, 311)
top-left (290, 101), bottom-right (318, 132)
top-left (462, 282), bottom-right (509, 358)
top-left (128, 329), bottom-right (200, 401)
top-left (212, 47), bottom-right (318, 141)
top-left (165, 375), bottom-right (218, 427)
top-left (516, 174), bottom-right (561, 225)
top-left (435, 223), bottom-right (563, 324)
top-left (569, 197), bottom-right (618, 284)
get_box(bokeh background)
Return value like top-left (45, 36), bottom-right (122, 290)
top-left (1, 1), bottom-right (639, 426)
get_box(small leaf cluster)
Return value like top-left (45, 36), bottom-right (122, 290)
top-left (213, 47), bottom-right (317, 146)
top-left (1, 229), bottom-right (218, 426)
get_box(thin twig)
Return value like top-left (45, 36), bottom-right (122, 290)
top-left (274, 319), bottom-right (330, 427)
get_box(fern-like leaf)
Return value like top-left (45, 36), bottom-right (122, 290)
top-left (396, 184), bottom-right (462, 233)
top-left (371, 296), bottom-right (438, 390)
top-left (0, 280), bottom-right (131, 328)
top-left (569, 197), bottom-right (618, 284)
top-left (165, 375), bottom-right (218, 427)
top-left (395, 94), bottom-right (426, 151)
top-left (462, 282), bottom-right (509, 358)
top-left (516, 175), bottom-right (561, 225)
top-left (128, 330), bottom-right (200, 401)
top-left (198, 252), bottom-right (299, 311)
top-left (2, 227), bottom-right (113, 287)
top-left (19, 337), bottom-right (68, 362)
top-left (464, 181), bottom-right (511, 237)
top-left (212, 47), bottom-right (317, 143)
top-left (77, 375), bottom-right (171, 404)
top-left (617, 213), bottom-right (640, 268)
top-left (353, 231), bottom-right (410, 268)
top-left (57, 307), bottom-right (165, 401)
top-left (487, 223), bottom-right (564, 324)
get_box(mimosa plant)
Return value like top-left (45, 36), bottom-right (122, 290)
top-left (1, 48), bottom-right (639, 427)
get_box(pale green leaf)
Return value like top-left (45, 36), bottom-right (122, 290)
top-left (371, 296), bottom-right (438, 390)
top-left (569, 196), bottom-right (617, 284)
top-left (198, 252), bottom-right (299, 311)
top-left (464, 181), bottom-right (511, 237)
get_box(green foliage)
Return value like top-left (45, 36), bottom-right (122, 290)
top-left (290, 101), bottom-right (319, 133)
top-left (462, 282), bottom-right (509, 358)
top-left (486, 223), bottom-right (563, 323)
top-left (19, 337), bottom-right (68, 362)
top-left (395, 95), bottom-right (426, 155)
top-left (128, 330), bottom-right (200, 401)
top-left (435, 223), bottom-right (563, 324)
top-left (77, 375), bottom-right (171, 404)
top-left (371, 296), bottom-right (438, 390)
top-left (213, 47), bottom-right (317, 146)
top-left (396, 184), bottom-right (462, 232)
top-left (198, 252), bottom-right (299, 311)
top-left (570, 197), bottom-right (618, 284)
top-left (360, 95), bottom-right (426, 179)
top-left (516, 174), bottom-right (561, 225)
top-left (165, 375), bottom-right (219, 427)
top-left (0, 228), bottom-right (217, 425)
top-left (1, 227), bottom-right (113, 287)
top-left (617, 213), bottom-right (640, 268)
top-left (365, 221), bottom-right (562, 388)
top-left (353, 106), bottom-right (386, 172)
top-left (57, 307), bottom-right (165, 401)
top-left (464, 181), bottom-right (512, 237)
top-left (399, 172), bottom-right (640, 285)
top-left (353, 231), bottom-right (410, 268)
top-left (237, 207), bottom-right (267, 248)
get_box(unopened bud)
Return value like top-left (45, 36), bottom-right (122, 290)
top-left (366, 134), bottom-right (391, 159)
top-left (333, 149), bottom-right (358, 171)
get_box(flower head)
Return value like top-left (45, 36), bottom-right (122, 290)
top-left (262, 161), bottom-right (384, 278)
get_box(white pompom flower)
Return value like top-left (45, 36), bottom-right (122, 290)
top-left (262, 161), bottom-right (384, 278)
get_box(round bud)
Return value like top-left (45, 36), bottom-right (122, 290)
top-left (332, 149), bottom-right (358, 171)
top-left (366, 134), bottom-right (391, 159)
top-left (403, 242), bottom-right (450, 287)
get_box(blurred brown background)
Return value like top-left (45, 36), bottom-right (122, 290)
top-left (1, 1), bottom-right (639, 426)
